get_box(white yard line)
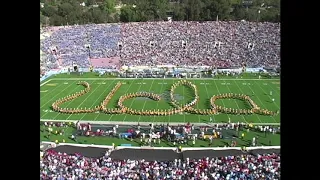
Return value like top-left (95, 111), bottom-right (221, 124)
top-left (65, 80), bottom-right (101, 120)
top-left (48, 81), bottom-right (92, 120)
top-left (40, 79), bottom-right (72, 99)
top-left (243, 80), bottom-right (278, 123)
top-left (122, 79), bottom-right (144, 122)
top-left (40, 80), bottom-right (64, 99)
top-left (40, 79), bottom-right (52, 87)
top-left (40, 81), bottom-right (78, 109)
top-left (152, 79), bottom-right (165, 122)
top-left (79, 80), bottom-right (116, 121)
top-left (265, 82), bottom-right (281, 97)
top-left (138, 79), bottom-right (155, 122)
top-left (232, 80), bottom-right (261, 123)
top-left (200, 80), bottom-right (212, 123)
top-left (41, 81), bottom-right (80, 119)
top-left (223, 80), bottom-right (248, 123)
top-left (212, 80), bottom-right (231, 122)
top-left (254, 81), bottom-right (280, 109)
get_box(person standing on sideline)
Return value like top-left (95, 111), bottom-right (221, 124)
top-left (270, 91), bottom-right (273, 96)
top-left (264, 126), bottom-right (267, 137)
top-left (252, 137), bottom-right (256, 146)
top-left (209, 117), bottom-right (213, 123)
top-left (71, 134), bottom-right (76, 142)
top-left (192, 135), bottom-right (196, 146)
top-left (47, 129), bottom-right (51, 139)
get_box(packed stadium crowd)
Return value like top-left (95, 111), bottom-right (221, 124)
top-left (40, 149), bottom-right (280, 180)
top-left (40, 24), bottom-right (121, 69)
top-left (120, 21), bottom-right (279, 68)
top-left (40, 21), bottom-right (280, 72)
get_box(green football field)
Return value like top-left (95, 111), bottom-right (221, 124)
top-left (40, 73), bottom-right (280, 124)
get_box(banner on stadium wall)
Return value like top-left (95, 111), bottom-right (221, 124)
top-left (246, 68), bottom-right (265, 73)
top-left (216, 68), bottom-right (242, 72)
top-left (120, 144), bottom-right (132, 147)
top-left (40, 67), bottom-right (118, 82)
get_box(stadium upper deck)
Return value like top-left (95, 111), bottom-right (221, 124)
top-left (40, 21), bottom-right (280, 70)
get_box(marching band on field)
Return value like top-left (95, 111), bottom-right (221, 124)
top-left (51, 80), bottom-right (278, 116)
top-left (100, 82), bottom-right (122, 113)
top-left (210, 93), bottom-right (278, 116)
top-left (170, 80), bottom-right (199, 109)
top-left (116, 91), bottom-right (163, 115)
top-left (51, 81), bottom-right (100, 114)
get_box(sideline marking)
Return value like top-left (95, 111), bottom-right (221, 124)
top-left (40, 79), bottom-right (52, 87)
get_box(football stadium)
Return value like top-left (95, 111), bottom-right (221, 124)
top-left (40, 1), bottom-right (280, 179)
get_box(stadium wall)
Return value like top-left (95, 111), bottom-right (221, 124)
top-left (40, 68), bottom-right (108, 82)
top-left (41, 141), bottom-right (279, 151)
top-left (40, 67), bottom-right (265, 82)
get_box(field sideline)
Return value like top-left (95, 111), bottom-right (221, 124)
top-left (40, 77), bottom-right (280, 124)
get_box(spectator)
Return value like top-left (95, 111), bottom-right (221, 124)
top-left (40, 21), bottom-right (280, 71)
top-left (40, 149), bottom-right (280, 179)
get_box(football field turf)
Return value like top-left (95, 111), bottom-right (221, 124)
top-left (40, 76), bottom-right (280, 124)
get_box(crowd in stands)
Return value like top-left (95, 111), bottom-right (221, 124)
top-left (40, 21), bottom-right (280, 71)
top-left (40, 24), bottom-right (121, 70)
top-left (120, 21), bottom-right (280, 68)
top-left (40, 149), bottom-right (280, 180)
